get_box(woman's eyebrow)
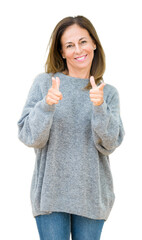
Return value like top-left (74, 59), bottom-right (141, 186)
top-left (79, 37), bottom-right (87, 41)
top-left (65, 41), bottom-right (73, 45)
top-left (65, 37), bottom-right (87, 45)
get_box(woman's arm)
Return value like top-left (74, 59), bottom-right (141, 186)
top-left (91, 88), bottom-right (125, 155)
top-left (17, 76), bottom-right (56, 148)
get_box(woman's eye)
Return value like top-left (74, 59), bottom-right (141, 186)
top-left (67, 45), bottom-right (73, 48)
top-left (81, 41), bottom-right (87, 44)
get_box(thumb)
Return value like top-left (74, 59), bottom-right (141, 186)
top-left (52, 77), bottom-right (60, 90)
top-left (98, 82), bottom-right (106, 91)
top-left (55, 77), bottom-right (60, 90)
top-left (90, 76), bottom-right (97, 89)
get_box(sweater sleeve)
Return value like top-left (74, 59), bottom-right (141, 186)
top-left (91, 87), bottom-right (125, 155)
top-left (17, 75), bottom-right (56, 148)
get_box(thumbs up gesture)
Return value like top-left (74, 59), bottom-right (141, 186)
top-left (46, 77), bottom-right (63, 105)
top-left (89, 76), bottom-right (106, 106)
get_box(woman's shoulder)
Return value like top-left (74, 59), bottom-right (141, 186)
top-left (30, 72), bottom-right (53, 89)
top-left (33, 72), bottom-right (52, 82)
top-left (103, 83), bottom-right (120, 104)
top-left (104, 82), bottom-right (119, 96)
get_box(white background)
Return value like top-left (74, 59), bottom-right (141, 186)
top-left (0, 0), bottom-right (142, 239)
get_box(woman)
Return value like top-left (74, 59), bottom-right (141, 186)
top-left (17, 16), bottom-right (125, 240)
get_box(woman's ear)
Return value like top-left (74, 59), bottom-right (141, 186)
top-left (93, 43), bottom-right (97, 50)
top-left (60, 49), bottom-right (65, 59)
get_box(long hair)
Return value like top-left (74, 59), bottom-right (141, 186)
top-left (45, 16), bottom-right (106, 90)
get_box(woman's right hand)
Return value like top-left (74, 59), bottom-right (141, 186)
top-left (46, 77), bottom-right (63, 105)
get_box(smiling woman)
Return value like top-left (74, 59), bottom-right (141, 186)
top-left (45, 15), bottom-right (106, 88)
top-left (17, 15), bottom-right (125, 240)
top-left (60, 24), bottom-right (96, 79)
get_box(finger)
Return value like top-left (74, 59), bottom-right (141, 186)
top-left (49, 98), bottom-right (59, 104)
top-left (55, 77), bottom-right (60, 90)
top-left (90, 98), bottom-right (103, 102)
top-left (46, 96), bottom-right (59, 105)
top-left (98, 82), bottom-right (106, 91)
top-left (59, 94), bottom-right (63, 100)
top-left (48, 92), bottom-right (61, 101)
top-left (52, 77), bottom-right (60, 90)
top-left (49, 88), bottom-right (61, 96)
top-left (52, 92), bottom-right (63, 100)
top-left (90, 76), bottom-right (97, 89)
top-left (91, 99), bottom-right (104, 106)
top-left (90, 88), bottom-right (99, 94)
top-left (52, 77), bottom-right (57, 89)
top-left (90, 93), bottom-right (102, 99)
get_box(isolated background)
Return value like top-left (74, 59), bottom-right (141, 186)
top-left (0, 0), bottom-right (142, 239)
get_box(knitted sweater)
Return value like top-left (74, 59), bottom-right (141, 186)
top-left (17, 72), bottom-right (125, 220)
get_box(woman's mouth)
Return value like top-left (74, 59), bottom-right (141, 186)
top-left (75, 54), bottom-right (87, 62)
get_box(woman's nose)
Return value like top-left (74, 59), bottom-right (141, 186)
top-left (75, 44), bottom-right (82, 54)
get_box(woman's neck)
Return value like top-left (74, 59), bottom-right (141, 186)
top-left (63, 69), bottom-right (90, 79)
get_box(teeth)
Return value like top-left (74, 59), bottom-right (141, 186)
top-left (78, 57), bottom-right (85, 60)
top-left (76, 55), bottom-right (86, 60)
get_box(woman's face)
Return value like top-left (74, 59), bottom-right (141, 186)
top-left (61, 24), bottom-right (96, 76)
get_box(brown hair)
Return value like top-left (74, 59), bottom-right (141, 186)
top-left (45, 15), bottom-right (106, 90)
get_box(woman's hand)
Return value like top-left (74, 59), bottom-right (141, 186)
top-left (46, 77), bottom-right (63, 105)
top-left (89, 76), bottom-right (106, 106)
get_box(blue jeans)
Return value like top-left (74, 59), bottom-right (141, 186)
top-left (35, 212), bottom-right (105, 240)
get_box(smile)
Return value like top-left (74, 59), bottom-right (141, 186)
top-left (75, 54), bottom-right (87, 62)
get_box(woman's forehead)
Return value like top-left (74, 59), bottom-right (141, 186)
top-left (61, 25), bottom-right (90, 43)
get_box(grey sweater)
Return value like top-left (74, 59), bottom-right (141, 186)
top-left (17, 72), bottom-right (125, 220)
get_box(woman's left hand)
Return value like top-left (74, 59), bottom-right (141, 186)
top-left (89, 76), bottom-right (106, 106)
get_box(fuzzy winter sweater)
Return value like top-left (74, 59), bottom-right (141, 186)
top-left (17, 72), bottom-right (125, 220)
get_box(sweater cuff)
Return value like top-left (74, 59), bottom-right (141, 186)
top-left (42, 96), bottom-right (56, 112)
top-left (93, 101), bottom-right (107, 115)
